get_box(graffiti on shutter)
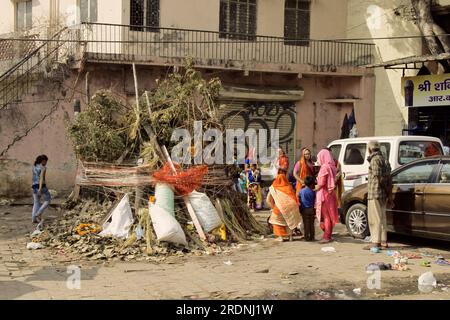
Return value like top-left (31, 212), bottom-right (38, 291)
top-left (220, 101), bottom-right (296, 167)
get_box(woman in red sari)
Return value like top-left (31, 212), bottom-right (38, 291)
top-left (293, 148), bottom-right (315, 196)
top-left (266, 173), bottom-right (302, 241)
top-left (315, 149), bottom-right (339, 243)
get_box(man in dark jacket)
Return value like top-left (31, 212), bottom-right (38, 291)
top-left (364, 141), bottom-right (392, 250)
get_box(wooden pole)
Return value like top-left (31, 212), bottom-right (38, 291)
top-left (132, 63), bottom-right (142, 216)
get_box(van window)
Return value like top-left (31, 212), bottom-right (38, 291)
top-left (398, 141), bottom-right (443, 165)
top-left (344, 143), bottom-right (366, 165)
top-left (329, 144), bottom-right (342, 161)
top-left (380, 143), bottom-right (391, 160)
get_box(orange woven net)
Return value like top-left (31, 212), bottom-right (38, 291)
top-left (152, 163), bottom-right (208, 196)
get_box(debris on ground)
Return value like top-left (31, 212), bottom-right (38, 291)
top-left (418, 272), bottom-right (437, 293)
top-left (435, 258), bottom-right (450, 266)
top-left (224, 260), bottom-right (233, 266)
top-left (321, 247), bottom-right (336, 253)
top-left (366, 262), bottom-right (392, 271)
top-left (391, 263), bottom-right (408, 271)
top-left (353, 288), bottom-right (362, 295)
top-left (27, 242), bottom-right (44, 250)
top-left (421, 260), bottom-right (431, 267)
top-left (30, 61), bottom-right (268, 262)
top-left (370, 247), bottom-right (381, 253)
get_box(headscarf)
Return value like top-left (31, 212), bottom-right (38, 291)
top-left (272, 174), bottom-right (298, 204)
top-left (299, 148), bottom-right (314, 180)
top-left (317, 149), bottom-right (337, 192)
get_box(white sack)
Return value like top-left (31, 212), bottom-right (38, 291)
top-left (188, 191), bottom-right (222, 233)
top-left (149, 203), bottom-right (187, 246)
top-left (99, 194), bottom-right (134, 239)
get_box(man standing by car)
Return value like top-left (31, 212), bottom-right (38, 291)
top-left (364, 141), bottom-right (392, 250)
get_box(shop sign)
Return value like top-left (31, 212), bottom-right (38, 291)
top-left (402, 74), bottom-right (450, 107)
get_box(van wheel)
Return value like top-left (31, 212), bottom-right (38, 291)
top-left (345, 203), bottom-right (369, 239)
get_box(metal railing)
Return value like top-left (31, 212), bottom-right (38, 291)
top-left (0, 28), bottom-right (78, 109)
top-left (81, 22), bottom-right (374, 67)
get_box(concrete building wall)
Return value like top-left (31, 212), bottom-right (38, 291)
top-left (346, 0), bottom-right (423, 136)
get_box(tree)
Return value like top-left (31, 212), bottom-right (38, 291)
top-left (411, 0), bottom-right (450, 72)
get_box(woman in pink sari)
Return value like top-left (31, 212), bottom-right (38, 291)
top-left (315, 149), bottom-right (339, 243)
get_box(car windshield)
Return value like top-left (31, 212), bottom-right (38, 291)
top-left (398, 141), bottom-right (443, 165)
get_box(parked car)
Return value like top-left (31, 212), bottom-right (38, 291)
top-left (328, 136), bottom-right (444, 191)
top-left (341, 155), bottom-right (450, 241)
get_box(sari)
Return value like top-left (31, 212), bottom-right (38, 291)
top-left (294, 149), bottom-right (315, 195)
top-left (268, 174), bottom-right (301, 237)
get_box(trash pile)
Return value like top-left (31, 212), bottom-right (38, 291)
top-left (29, 60), bottom-right (268, 261)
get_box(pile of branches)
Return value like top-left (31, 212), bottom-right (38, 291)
top-left (61, 59), bottom-right (268, 259)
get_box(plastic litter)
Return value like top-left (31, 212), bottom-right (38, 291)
top-left (224, 260), bottom-right (233, 266)
top-left (370, 247), bottom-right (381, 253)
top-left (418, 272), bottom-right (437, 293)
top-left (27, 242), bottom-right (44, 250)
top-left (321, 247), bottom-right (336, 253)
top-left (188, 191), bottom-right (222, 232)
top-left (353, 288), bottom-right (362, 295)
top-left (421, 260), bottom-right (431, 267)
top-left (150, 203), bottom-right (187, 246)
top-left (366, 262), bottom-right (392, 271)
top-left (435, 258), bottom-right (450, 266)
top-left (135, 225), bottom-right (144, 240)
top-left (99, 194), bottom-right (134, 239)
top-left (31, 229), bottom-right (42, 237)
top-left (392, 263), bottom-right (408, 271)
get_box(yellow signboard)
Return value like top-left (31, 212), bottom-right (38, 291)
top-left (401, 74), bottom-right (450, 107)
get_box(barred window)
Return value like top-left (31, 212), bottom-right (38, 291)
top-left (130, 0), bottom-right (160, 32)
top-left (219, 0), bottom-right (257, 40)
top-left (80, 0), bottom-right (98, 23)
top-left (284, 0), bottom-right (311, 46)
top-left (16, 0), bottom-right (33, 31)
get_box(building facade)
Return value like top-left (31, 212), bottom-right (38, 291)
top-left (347, 0), bottom-right (450, 142)
top-left (0, 0), bottom-right (375, 196)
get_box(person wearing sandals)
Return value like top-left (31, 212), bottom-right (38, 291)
top-left (364, 141), bottom-right (392, 251)
top-left (315, 149), bottom-right (339, 244)
top-left (31, 155), bottom-right (51, 230)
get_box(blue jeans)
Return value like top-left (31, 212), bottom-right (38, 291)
top-left (32, 186), bottom-right (51, 222)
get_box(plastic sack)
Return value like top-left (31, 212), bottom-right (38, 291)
top-left (418, 272), bottom-right (437, 293)
top-left (99, 194), bottom-right (134, 239)
top-left (155, 183), bottom-right (175, 216)
top-left (149, 203), bottom-right (187, 246)
top-left (187, 191), bottom-right (222, 232)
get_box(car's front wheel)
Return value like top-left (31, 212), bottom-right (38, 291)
top-left (345, 203), bottom-right (369, 239)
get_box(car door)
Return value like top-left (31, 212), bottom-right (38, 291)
top-left (422, 160), bottom-right (450, 240)
top-left (388, 160), bottom-right (439, 235)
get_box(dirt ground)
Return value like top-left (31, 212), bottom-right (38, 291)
top-left (0, 203), bottom-right (449, 300)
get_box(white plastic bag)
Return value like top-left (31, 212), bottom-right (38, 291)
top-left (150, 203), bottom-right (187, 246)
top-left (188, 191), bottom-right (222, 232)
top-left (99, 194), bottom-right (134, 239)
top-left (27, 242), bottom-right (44, 250)
top-left (418, 272), bottom-right (437, 293)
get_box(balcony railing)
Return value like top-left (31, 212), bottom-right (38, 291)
top-left (80, 22), bottom-right (374, 67)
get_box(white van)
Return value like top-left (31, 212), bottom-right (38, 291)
top-left (327, 136), bottom-right (444, 191)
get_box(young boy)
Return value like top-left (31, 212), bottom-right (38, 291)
top-left (299, 176), bottom-right (316, 241)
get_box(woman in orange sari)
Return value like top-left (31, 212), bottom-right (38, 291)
top-left (293, 148), bottom-right (315, 196)
top-left (266, 174), bottom-right (302, 241)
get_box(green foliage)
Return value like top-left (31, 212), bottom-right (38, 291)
top-left (67, 90), bottom-right (128, 162)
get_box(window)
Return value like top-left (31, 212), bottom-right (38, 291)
top-left (16, 0), bottom-right (32, 31)
top-left (392, 161), bottom-right (437, 184)
top-left (130, 0), bottom-right (160, 32)
top-left (219, 0), bottom-right (257, 40)
top-left (284, 0), bottom-right (311, 46)
top-left (398, 141), bottom-right (443, 165)
top-left (80, 0), bottom-right (98, 23)
top-left (438, 163), bottom-right (450, 183)
top-left (344, 143), bottom-right (366, 165)
top-left (329, 144), bottom-right (342, 161)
